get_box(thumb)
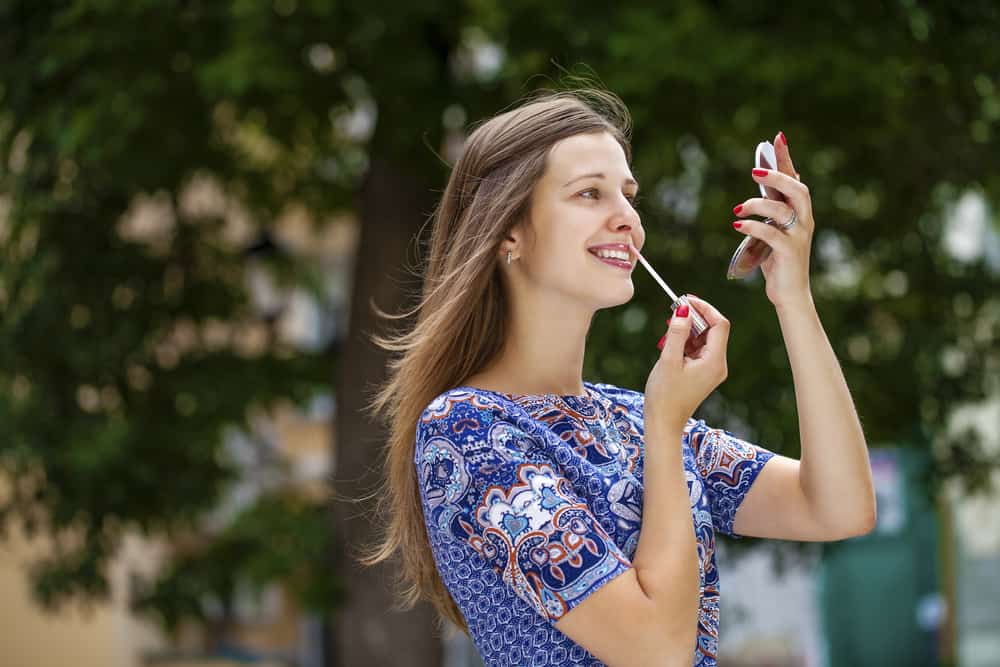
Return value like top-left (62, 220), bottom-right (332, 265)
top-left (659, 303), bottom-right (693, 363)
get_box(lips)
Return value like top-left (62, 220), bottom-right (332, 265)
top-left (587, 243), bottom-right (634, 270)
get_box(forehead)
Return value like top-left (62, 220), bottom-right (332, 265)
top-left (544, 131), bottom-right (632, 181)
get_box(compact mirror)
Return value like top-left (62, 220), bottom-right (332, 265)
top-left (727, 140), bottom-right (788, 280)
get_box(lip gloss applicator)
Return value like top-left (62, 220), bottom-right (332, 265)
top-left (630, 244), bottom-right (709, 337)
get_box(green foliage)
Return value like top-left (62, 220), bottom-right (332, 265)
top-left (0, 0), bottom-right (344, 619)
top-left (503, 4), bottom-right (1000, 491)
top-left (132, 491), bottom-right (343, 634)
top-left (1, 0), bottom-right (999, 636)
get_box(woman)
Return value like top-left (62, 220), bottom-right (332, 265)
top-left (363, 88), bottom-right (877, 667)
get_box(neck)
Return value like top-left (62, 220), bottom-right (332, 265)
top-left (474, 286), bottom-right (592, 396)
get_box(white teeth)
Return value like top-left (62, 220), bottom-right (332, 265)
top-left (592, 248), bottom-right (630, 262)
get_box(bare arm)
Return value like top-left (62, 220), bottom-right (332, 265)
top-left (730, 132), bottom-right (876, 541)
top-left (554, 416), bottom-right (700, 667)
top-left (554, 300), bottom-right (725, 666)
top-left (631, 415), bottom-right (702, 643)
top-left (777, 295), bottom-right (876, 534)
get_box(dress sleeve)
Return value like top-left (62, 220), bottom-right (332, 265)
top-left (685, 418), bottom-right (776, 539)
top-left (415, 389), bottom-right (633, 625)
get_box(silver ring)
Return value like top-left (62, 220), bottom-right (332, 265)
top-left (780, 210), bottom-right (798, 230)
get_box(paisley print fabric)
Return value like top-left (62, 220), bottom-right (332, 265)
top-left (415, 381), bottom-right (775, 667)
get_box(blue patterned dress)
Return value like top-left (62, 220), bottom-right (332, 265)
top-left (415, 381), bottom-right (776, 667)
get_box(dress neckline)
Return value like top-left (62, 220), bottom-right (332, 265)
top-left (454, 381), bottom-right (596, 402)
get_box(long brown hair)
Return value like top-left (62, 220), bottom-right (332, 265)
top-left (360, 86), bottom-right (633, 634)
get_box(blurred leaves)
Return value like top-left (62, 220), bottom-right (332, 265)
top-left (1, 0), bottom-right (999, 636)
top-left (506, 3), bottom-right (1000, 483)
top-left (132, 490), bottom-right (343, 634)
top-left (0, 0), bottom-right (344, 624)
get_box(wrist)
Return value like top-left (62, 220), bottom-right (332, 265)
top-left (773, 291), bottom-right (816, 317)
top-left (645, 410), bottom-right (689, 438)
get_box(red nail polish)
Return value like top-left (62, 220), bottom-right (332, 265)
top-left (656, 333), bottom-right (666, 350)
top-left (779, 131), bottom-right (788, 147)
top-left (752, 168), bottom-right (768, 177)
top-left (733, 204), bottom-right (743, 215)
top-left (676, 304), bottom-right (689, 318)
top-left (733, 221), bottom-right (742, 229)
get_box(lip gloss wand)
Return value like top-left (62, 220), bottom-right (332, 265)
top-left (630, 244), bottom-right (709, 337)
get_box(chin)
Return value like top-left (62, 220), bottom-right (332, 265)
top-left (595, 279), bottom-right (634, 309)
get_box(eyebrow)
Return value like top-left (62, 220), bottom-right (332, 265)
top-left (563, 172), bottom-right (639, 189)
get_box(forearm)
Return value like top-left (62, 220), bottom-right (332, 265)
top-left (632, 415), bottom-right (700, 616)
top-left (776, 296), bottom-right (877, 535)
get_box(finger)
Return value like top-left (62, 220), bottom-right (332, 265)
top-left (732, 219), bottom-right (790, 252)
top-left (685, 333), bottom-right (708, 358)
top-left (681, 294), bottom-right (727, 329)
top-left (733, 198), bottom-right (797, 229)
top-left (659, 303), bottom-right (693, 364)
top-left (682, 295), bottom-right (730, 351)
top-left (775, 130), bottom-right (798, 180)
top-left (750, 168), bottom-right (811, 222)
top-left (684, 320), bottom-right (708, 352)
top-left (679, 299), bottom-right (724, 364)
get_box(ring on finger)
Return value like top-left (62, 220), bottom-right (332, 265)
top-left (779, 209), bottom-right (798, 230)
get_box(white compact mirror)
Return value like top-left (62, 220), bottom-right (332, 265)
top-left (727, 140), bottom-right (787, 280)
top-left (754, 141), bottom-right (785, 202)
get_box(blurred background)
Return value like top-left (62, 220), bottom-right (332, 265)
top-left (2, 2), bottom-right (999, 666)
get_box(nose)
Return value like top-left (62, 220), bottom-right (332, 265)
top-left (611, 201), bottom-right (644, 249)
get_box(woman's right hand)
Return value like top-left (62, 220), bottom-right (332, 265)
top-left (644, 295), bottom-right (731, 428)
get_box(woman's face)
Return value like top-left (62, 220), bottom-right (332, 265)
top-left (513, 130), bottom-right (645, 309)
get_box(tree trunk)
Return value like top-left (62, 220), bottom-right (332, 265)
top-left (330, 155), bottom-right (442, 667)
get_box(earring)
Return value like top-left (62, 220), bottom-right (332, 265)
top-left (506, 250), bottom-right (512, 265)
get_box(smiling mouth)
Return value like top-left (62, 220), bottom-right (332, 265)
top-left (588, 250), bottom-right (633, 270)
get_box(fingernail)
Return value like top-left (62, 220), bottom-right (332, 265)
top-left (656, 333), bottom-right (666, 350)
top-left (752, 168), bottom-right (768, 178)
top-left (665, 317), bottom-right (672, 326)
top-left (676, 304), bottom-right (689, 318)
top-left (733, 204), bottom-right (743, 215)
top-left (779, 130), bottom-right (788, 146)
top-left (733, 221), bottom-right (742, 229)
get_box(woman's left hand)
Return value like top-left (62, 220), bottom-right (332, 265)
top-left (732, 131), bottom-right (814, 310)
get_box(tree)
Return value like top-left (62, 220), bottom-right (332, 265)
top-left (2, 2), bottom-right (999, 666)
top-left (0, 0), bottom-right (354, 650)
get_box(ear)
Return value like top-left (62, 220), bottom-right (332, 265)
top-left (505, 214), bottom-right (533, 248)
top-left (501, 224), bottom-right (522, 256)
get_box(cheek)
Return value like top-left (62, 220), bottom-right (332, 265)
top-left (541, 219), bottom-right (589, 258)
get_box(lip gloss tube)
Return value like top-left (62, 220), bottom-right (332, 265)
top-left (631, 245), bottom-right (709, 338)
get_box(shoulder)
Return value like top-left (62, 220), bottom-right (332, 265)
top-left (683, 417), bottom-right (740, 441)
top-left (418, 386), bottom-right (510, 425)
top-left (683, 417), bottom-right (773, 465)
top-left (414, 387), bottom-right (547, 478)
top-left (416, 386), bottom-right (540, 447)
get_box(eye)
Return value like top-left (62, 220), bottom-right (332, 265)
top-left (579, 188), bottom-right (641, 208)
